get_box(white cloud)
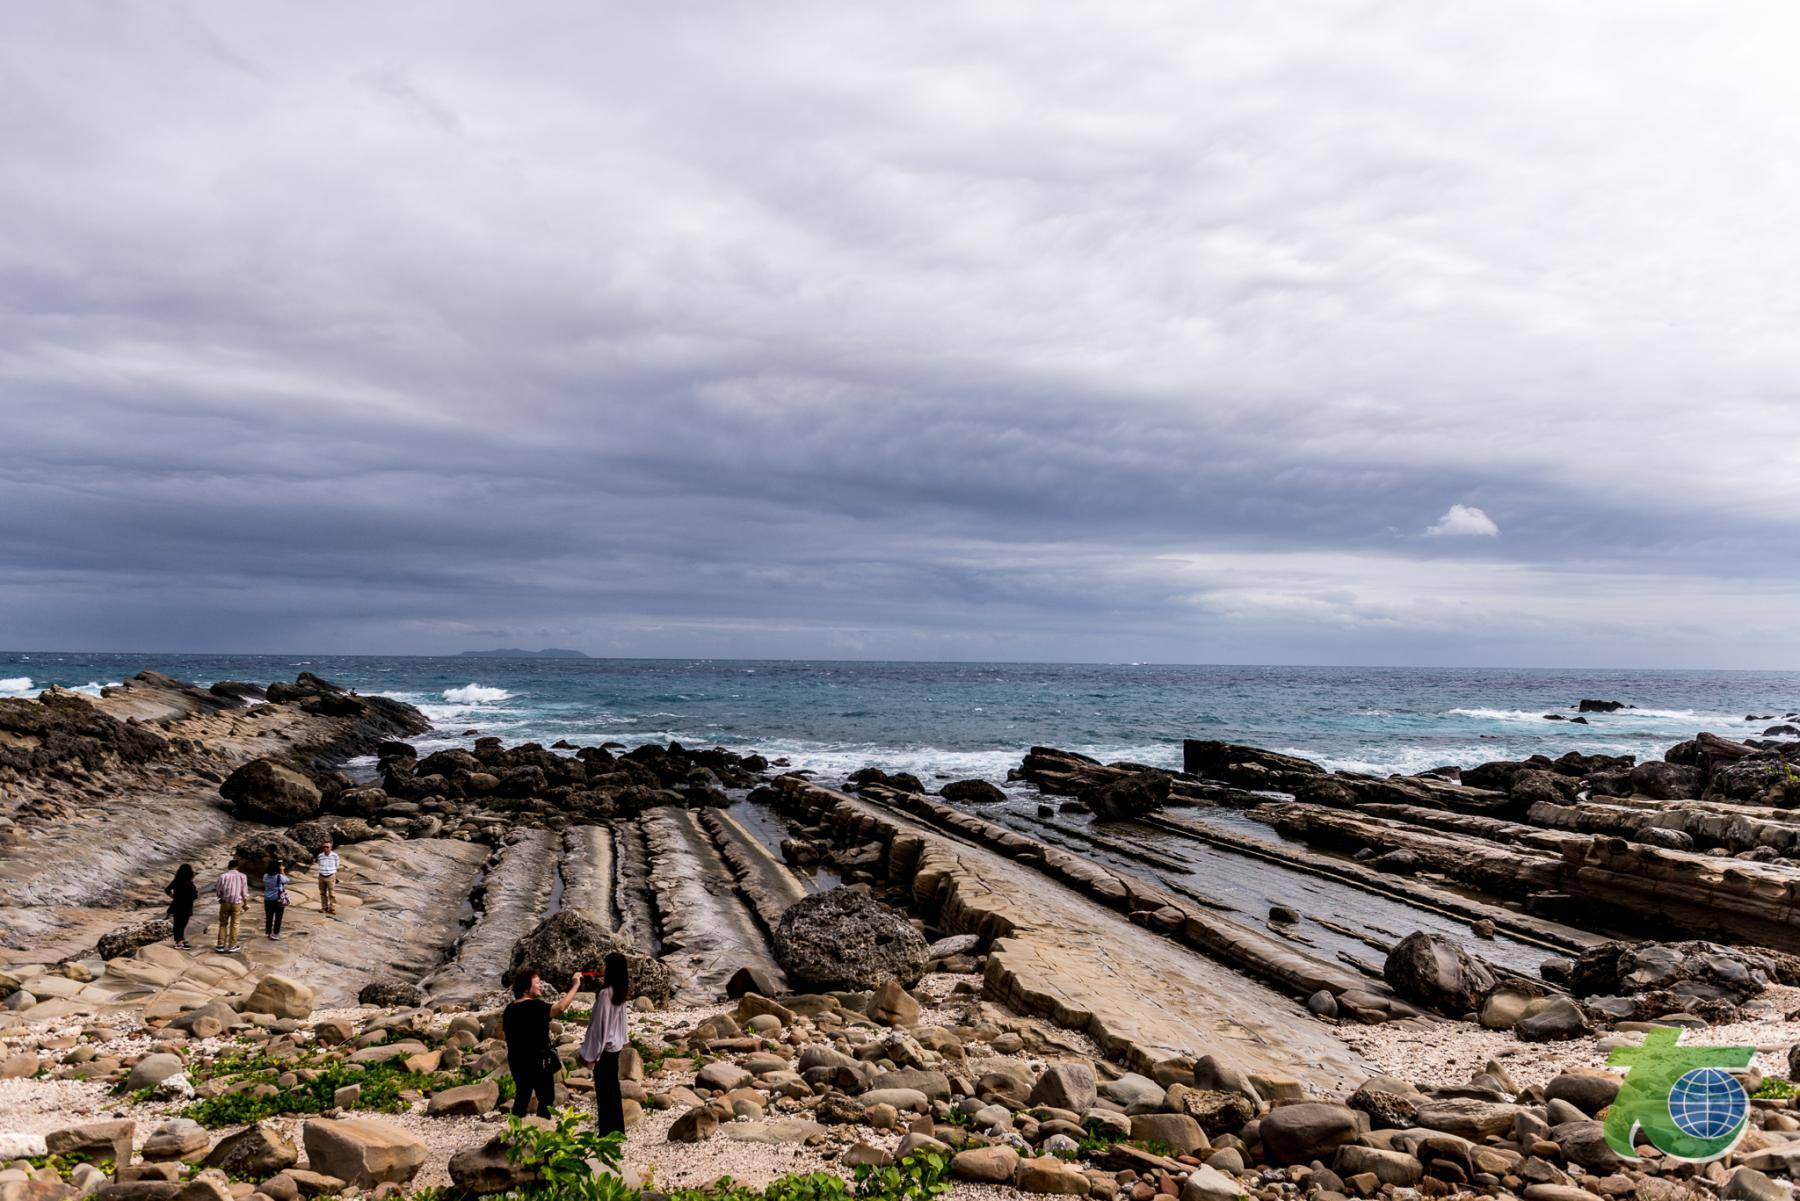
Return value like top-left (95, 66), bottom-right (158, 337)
top-left (1425, 504), bottom-right (1500, 538)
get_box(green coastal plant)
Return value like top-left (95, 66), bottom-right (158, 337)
top-left (851, 1150), bottom-right (950, 1201)
top-left (497, 1110), bottom-right (627, 1201)
top-left (183, 1059), bottom-right (442, 1127)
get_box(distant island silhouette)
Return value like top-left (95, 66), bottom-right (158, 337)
top-left (456, 648), bottom-right (591, 659)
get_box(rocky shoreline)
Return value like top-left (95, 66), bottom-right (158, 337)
top-left (5, 673), bottom-right (1800, 1201)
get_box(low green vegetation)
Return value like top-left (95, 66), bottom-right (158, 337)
top-left (491, 1115), bottom-right (949, 1201)
top-left (1755, 1077), bottom-right (1797, 1099)
top-left (26, 1154), bottom-right (83, 1182)
top-left (500, 1110), bottom-right (631, 1201)
top-left (182, 1048), bottom-right (510, 1128)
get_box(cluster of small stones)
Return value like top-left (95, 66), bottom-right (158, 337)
top-left (11, 941), bottom-right (1800, 1201)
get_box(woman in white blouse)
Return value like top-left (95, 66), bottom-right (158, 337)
top-left (579, 951), bottom-right (630, 1136)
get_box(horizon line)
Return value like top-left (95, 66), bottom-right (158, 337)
top-left (2, 648), bottom-right (1796, 676)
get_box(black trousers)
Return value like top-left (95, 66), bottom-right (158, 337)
top-left (170, 905), bottom-right (192, 943)
top-left (512, 1060), bottom-right (557, 1117)
top-left (264, 898), bottom-right (284, 936)
top-left (593, 1049), bottom-right (623, 1136)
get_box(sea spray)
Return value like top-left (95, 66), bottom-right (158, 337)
top-left (442, 683), bottom-right (511, 704)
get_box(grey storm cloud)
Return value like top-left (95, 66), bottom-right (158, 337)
top-left (3, 1), bottom-right (1800, 666)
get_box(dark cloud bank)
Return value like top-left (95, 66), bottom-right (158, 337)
top-left (3, 3), bottom-right (1798, 667)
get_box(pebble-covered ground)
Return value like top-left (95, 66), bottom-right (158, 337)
top-left (1343, 984), bottom-right (1800, 1091)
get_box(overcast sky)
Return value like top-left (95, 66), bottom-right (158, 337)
top-left (4, 3), bottom-right (1799, 667)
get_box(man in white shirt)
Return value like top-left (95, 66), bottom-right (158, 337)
top-left (316, 842), bottom-right (341, 915)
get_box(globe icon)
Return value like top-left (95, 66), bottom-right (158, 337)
top-left (1667, 1067), bottom-right (1749, 1141)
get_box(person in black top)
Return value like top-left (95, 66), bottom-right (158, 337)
top-left (503, 967), bottom-right (583, 1117)
top-left (165, 864), bottom-right (198, 949)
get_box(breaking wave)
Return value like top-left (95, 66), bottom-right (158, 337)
top-left (443, 684), bottom-right (511, 704)
top-left (0, 677), bottom-right (32, 696)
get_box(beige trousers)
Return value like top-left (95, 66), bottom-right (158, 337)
top-left (217, 900), bottom-right (241, 948)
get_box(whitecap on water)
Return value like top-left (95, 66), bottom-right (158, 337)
top-left (442, 683), bottom-right (511, 704)
top-left (0, 676), bottom-right (33, 696)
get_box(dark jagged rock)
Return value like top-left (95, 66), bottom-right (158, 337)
top-left (233, 830), bottom-right (312, 874)
top-left (940, 779), bottom-right (1006, 805)
top-left (288, 816), bottom-right (381, 853)
top-left (1382, 931), bottom-right (1497, 1016)
top-left (0, 689), bottom-right (168, 775)
top-left (375, 737), bottom-right (768, 830)
top-left (357, 981), bottom-right (424, 1008)
top-left (1578, 699), bottom-right (1630, 713)
top-left (1182, 740), bottom-right (1325, 790)
top-left (96, 918), bottom-right (173, 961)
top-left (1568, 940), bottom-right (1800, 1012)
top-left (1508, 770), bottom-right (1580, 807)
top-left (1086, 771), bottom-right (1171, 820)
top-left (504, 911), bottom-right (672, 1006)
top-left (773, 887), bottom-right (929, 991)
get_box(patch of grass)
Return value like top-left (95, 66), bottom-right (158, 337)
top-left (182, 1059), bottom-right (443, 1127)
top-left (629, 1035), bottom-right (680, 1076)
top-left (663, 1152), bottom-right (947, 1201)
top-left (26, 1154), bottom-right (83, 1181)
top-left (1755, 1077), bottom-right (1798, 1099)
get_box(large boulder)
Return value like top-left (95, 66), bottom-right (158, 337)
top-left (773, 888), bottom-right (929, 991)
top-left (1086, 772), bottom-right (1171, 820)
top-left (1627, 761), bottom-right (1702, 800)
top-left (232, 831), bottom-right (313, 875)
top-left (221, 759), bottom-right (322, 823)
top-left (242, 975), bottom-right (315, 1020)
top-left (97, 919), bottom-right (173, 962)
top-left (125, 1053), bottom-right (186, 1092)
top-left (1383, 931), bottom-right (1497, 1015)
top-left (427, 1081), bottom-right (499, 1117)
top-left (940, 779), bottom-right (1007, 805)
top-left (141, 1119), bottom-right (209, 1162)
top-left (1028, 1062), bottom-right (1098, 1112)
top-left (300, 1119), bottom-right (426, 1189)
top-left (449, 1134), bottom-right (538, 1195)
top-left (1258, 1103), bottom-right (1359, 1163)
top-left (203, 1124), bottom-right (297, 1177)
top-left (357, 981), bottom-right (423, 1008)
top-left (504, 911), bottom-right (671, 1006)
top-left (1516, 997), bottom-right (1593, 1042)
top-left (45, 1121), bottom-right (134, 1167)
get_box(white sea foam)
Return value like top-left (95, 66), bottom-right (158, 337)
top-left (442, 684), bottom-right (511, 704)
top-left (1446, 707), bottom-right (1564, 722)
top-left (1446, 704), bottom-right (1745, 729)
top-left (745, 739), bottom-right (1182, 786)
top-left (0, 676), bottom-right (32, 696)
top-left (73, 681), bottom-right (121, 696)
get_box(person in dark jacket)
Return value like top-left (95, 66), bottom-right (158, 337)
top-left (164, 864), bottom-right (198, 948)
top-left (503, 968), bottom-right (583, 1117)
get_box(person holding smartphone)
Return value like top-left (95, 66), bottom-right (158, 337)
top-left (578, 951), bottom-right (631, 1136)
top-left (504, 967), bottom-right (583, 1117)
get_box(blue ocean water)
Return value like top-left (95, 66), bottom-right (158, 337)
top-left (3, 652), bottom-right (1795, 783)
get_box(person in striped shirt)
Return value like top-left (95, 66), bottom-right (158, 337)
top-left (214, 860), bottom-right (248, 953)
